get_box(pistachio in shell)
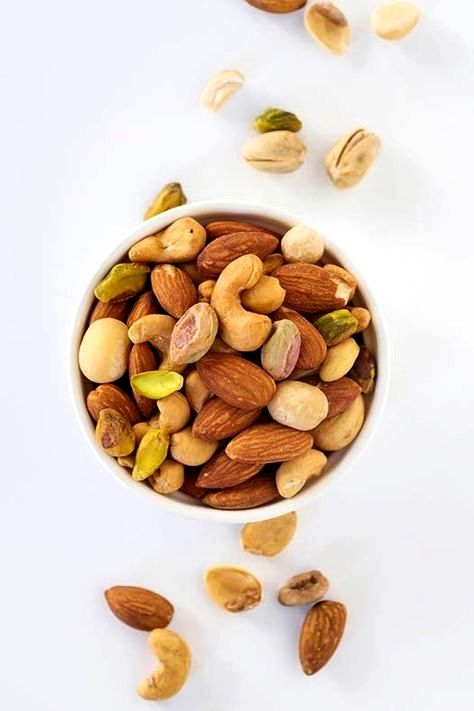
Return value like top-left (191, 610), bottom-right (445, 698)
top-left (144, 182), bottom-right (187, 220)
top-left (133, 427), bottom-right (169, 481)
top-left (94, 263), bottom-right (150, 303)
top-left (325, 128), bottom-right (381, 188)
top-left (254, 107), bottom-right (302, 133)
top-left (242, 131), bottom-right (306, 173)
top-left (169, 303), bottom-right (219, 365)
top-left (261, 319), bottom-right (301, 380)
top-left (314, 309), bottom-right (358, 346)
top-left (304, 2), bottom-right (350, 55)
top-left (95, 408), bottom-right (135, 457)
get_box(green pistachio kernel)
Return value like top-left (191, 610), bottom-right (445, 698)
top-left (314, 309), bottom-right (358, 346)
top-left (144, 182), bottom-right (187, 220)
top-left (253, 107), bottom-right (302, 134)
top-left (94, 263), bottom-right (150, 303)
top-left (131, 370), bottom-right (184, 399)
top-left (132, 427), bottom-right (169, 481)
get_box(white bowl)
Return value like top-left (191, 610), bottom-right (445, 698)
top-left (69, 200), bottom-right (390, 523)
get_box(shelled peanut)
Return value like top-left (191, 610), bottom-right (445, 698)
top-left (79, 215), bottom-right (376, 509)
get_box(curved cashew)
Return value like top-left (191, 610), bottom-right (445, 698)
top-left (148, 392), bottom-right (190, 434)
top-left (241, 275), bottom-right (286, 314)
top-left (184, 370), bottom-right (213, 413)
top-left (128, 314), bottom-right (185, 373)
top-left (129, 217), bottom-right (206, 264)
top-left (170, 427), bottom-right (218, 466)
top-left (150, 459), bottom-right (185, 494)
top-left (210, 254), bottom-right (272, 351)
top-left (138, 628), bottom-right (191, 701)
top-left (276, 449), bottom-right (327, 498)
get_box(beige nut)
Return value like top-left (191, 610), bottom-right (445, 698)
top-left (278, 570), bottom-right (329, 606)
top-left (201, 69), bottom-right (245, 111)
top-left (184, 370), bottom-right (212, 413)
top-left (79, 318), bottom-right (131, 384)
top-left (350, 306), bottom-right (371, 333)
top-left (268, 381), bottom-right (329, 431)
top-left (241, 275), bottom-right (286, 314)
top-left (326, 128), bottom-right (381, 188)
top-left (117, 454), bottom-right (135, 469)
top-left (179, 262), bottom-right (207, 285)
top-left (319, 338), bottom-right (360, 382)
top-left (304, 2), bottom-right (350, 55)
top-left (262, 253), bottom-right (285, 274)
top-left (170, 427), bottom-right (218, 466)
top-left (129, 218), bottom-right (206, 263)
top-left (128, 314), bottom-right (185, 373)
top-left (149, 392), bottom-right (191, 434)
top-left (281, 224), bottom-right (325, 264)
top-left (242, 131), bottom-right (306, 173)
top-left (276, 448), bottom-right (327, 498)
top-left (241, 512), bottom-right (297, 556)
top-left (323, 264), bottom-right (357, 300)
top-left (198, 279), bottom-right (216, 302)
top-left (211, 254), bottom-right (272, 351)
top-left (133, 422), bottom-right (150, 444)
top-left (204, 567), bottom-right (262, 612)
top-left (312, 393), bottom-right (364, 450)
top-left (95, 408), bottom-right (135, 457)
top-left (138, 628), bottom-right (191, 701)
top-left (149, 459), bottom-right (185, 494)
top-left (210, 336), bottom-right (238, 354)
top-left (372, 2), bottom-right (420, 40)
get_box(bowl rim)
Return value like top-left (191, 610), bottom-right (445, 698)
top-left (69, 199), bottom-right (391, 523)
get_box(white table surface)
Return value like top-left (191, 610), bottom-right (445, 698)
top-left (2, 0), bottom-right (473, 709)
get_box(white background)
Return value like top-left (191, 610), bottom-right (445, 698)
top-left (1, 0), bottom-right (473, 709)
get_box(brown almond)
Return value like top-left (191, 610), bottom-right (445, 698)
top-left (205, 220), bottom-right (279, 240)
top-left (246, 0), bottom-right (307, 13)
top-left (104, 585), bottom-right (174, 631)
top-left (89, 299), bottom-right (129, 324)
top-left (87, 384), bottom-right (141, 424)
top-left (274, 263), bottom-right (349, 312)
top-left (304, 377), bottom-right (361, 417)
top-left (192, 398), bottom-right (262, 441)
top-left (127, 290), bottom-right (158, 327)
top-left (202, 474), bottom-right (279, 509)
top-left (128, 343), bottom-right (159, 418)
top-left (151, 265), bottom-right (198, 318)
top-left (197, 231), bottom-right (279, 278)
top-left (273, 306), bottom-right (327, 370)
top-left (299, 601), bottom-right (347, 675)
top-left (226, 423), bottom-right (313, 463)
top-left (197, 451), bottom-right (263, 488)
top-left (180, 472), bottom-right (207, 499)
top-left (197, 353), bottom-right (276, 411)
top-left (349, 346), bottom-right (376, 393)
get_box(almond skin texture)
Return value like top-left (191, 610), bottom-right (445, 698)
top-left (274, 263), bottom-right (348, 313)
top-left (202, 474), bottom-right (279, 509)
top-left (197, 451), bottom-right (264, 488)
top-left (180, 473), bottom-right (207, 499)
top-left (246, 0), bottom-right (307, 12)
top-left (104, 585), bottom-right (174, 631)
top-left (87, 384), bottom-right (141, 424)
top-left (197, 231), bottom-right (279, 278)
top-left (89, 299), bottom-right (129, 324)
top-left (306, 377), bottom-right (362, 417)
top-left (128, 343), bottom-right (159, 418)
top-left (299, 601), bottom-right (347, 675)
top-left (205, 220), bottom-right (278, 240)
top-left (197, 353), bottom-right (276, 411)
top-left (192, 398), bottom-right (262, 441)
top-left (127, 290), bottom-right (158, 327)
top-left (226, 423), bottom-right (313, 463)
top-left (273, 306), bottom-right (327, 370)
top-left (151, 265), bottom-right (198, 318)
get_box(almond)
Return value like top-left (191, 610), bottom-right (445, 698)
top-left (127, 290), bottom-right (158, 327)
top-left (197, 231), bottom-right (279, 278)
top-left (226, 423), bottom-right (313, 463)
top-left (128, 343), bottom-right (159, 418)
top-left (87, 384), bottom-right (141, 424)
top-left (180, 472), bottom-right (207, 499)
top-left (151, 265), bottom-right (198, 318)
top-left (104, 585), bottom-right (174, 631)
top-left (192, 398), bottom-right (262, 441)
top-left (89, 299), bottom-right (129, 324)
top-left (205, 220), bottom-right (279, 240)
top-left (299, 601), bottom-right (346, 675)
top-left (197, 353), bottom-right (276, 411)
top-left (196, 451), bottom-right (263, 488)
top-left (246, 0), bottom-right (307, 12)
top-left (202, 474), bottom-right (279, 509)
top-left (305, 377), bottom-right (361, 417)
top-left (273, 306), bottom-right (327, 370)
top-left (273, 263), bottom-right (350, 312)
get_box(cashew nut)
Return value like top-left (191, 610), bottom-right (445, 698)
top-left (148, 392), bottom-right (190, 433)
top-left (149, 459), bottom-right (185, 494)
top-left (184, 370), bottom-right (213, 413)
top-left (200, 69), bottom-right (244, 111)
top-left (170, 427), bottom-right (218, 466)
top-left (129, 217), bottom-right (206, 264)
top-left (128, 314), bottom-right (185, 373)
top-left (210, 254), bottom-right (272, 351)
top-left (138, 628), bottom-right (191, 701)
top-left (241, 275), bottom-right (286, 314)
top-left (276, 449), bottom-right (328, 498)
top-left (198, 279), bottom-right (216, 302)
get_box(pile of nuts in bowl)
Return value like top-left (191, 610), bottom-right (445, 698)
top-left (79, 215), bottom-right (376, 510)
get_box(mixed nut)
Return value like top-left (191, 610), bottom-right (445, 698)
top-left (79, 213), bottom-right (376, 510)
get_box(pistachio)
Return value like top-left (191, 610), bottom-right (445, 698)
top-left (278, 570), bottom-right (329, 606)
top-left (241, 512), bottom-right (297, 556)
top-left (94, 263), bottom-right (150, 303)
top-left (169, 303), bottom-right (219, 365)
top-left (304, 2), bottom-right (350, 55)
top-left (349, 347), bottom-right (376, 393)
top-left (319, 337), bottom-right (360, 382)
top-left (314, 309), bottom-right (358, 346)
top-left (326, 128), bottom-right (381, 188)
top-left (204, 567), bottom-right (262, 612)
top-left (201, 69), bottom-right (244, 111)
top-left (254, 107), bottom-right (302, 133)
top-left (133, 427), bottom-right (169, 481)
top-left (312, 393), bottom-right (365, 450)
top-left (372, 2), bottom-right (420, 40)
top-left (131, 370), bottom-right (184, 399)
top-left (350, 307), bottom-right (371, 333)
top-left (95, 408), bottom-right (135, 457)
top-left (144, 182), bottom-right (187, 220)
top-left (281, 224), bottom-right (325, 264)
top-left (242, 131), bottom-right (306, 173)
top-left (261, 320), bottom-right (301, 380)
top-left (149, 459), bottom-right (185, 494)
